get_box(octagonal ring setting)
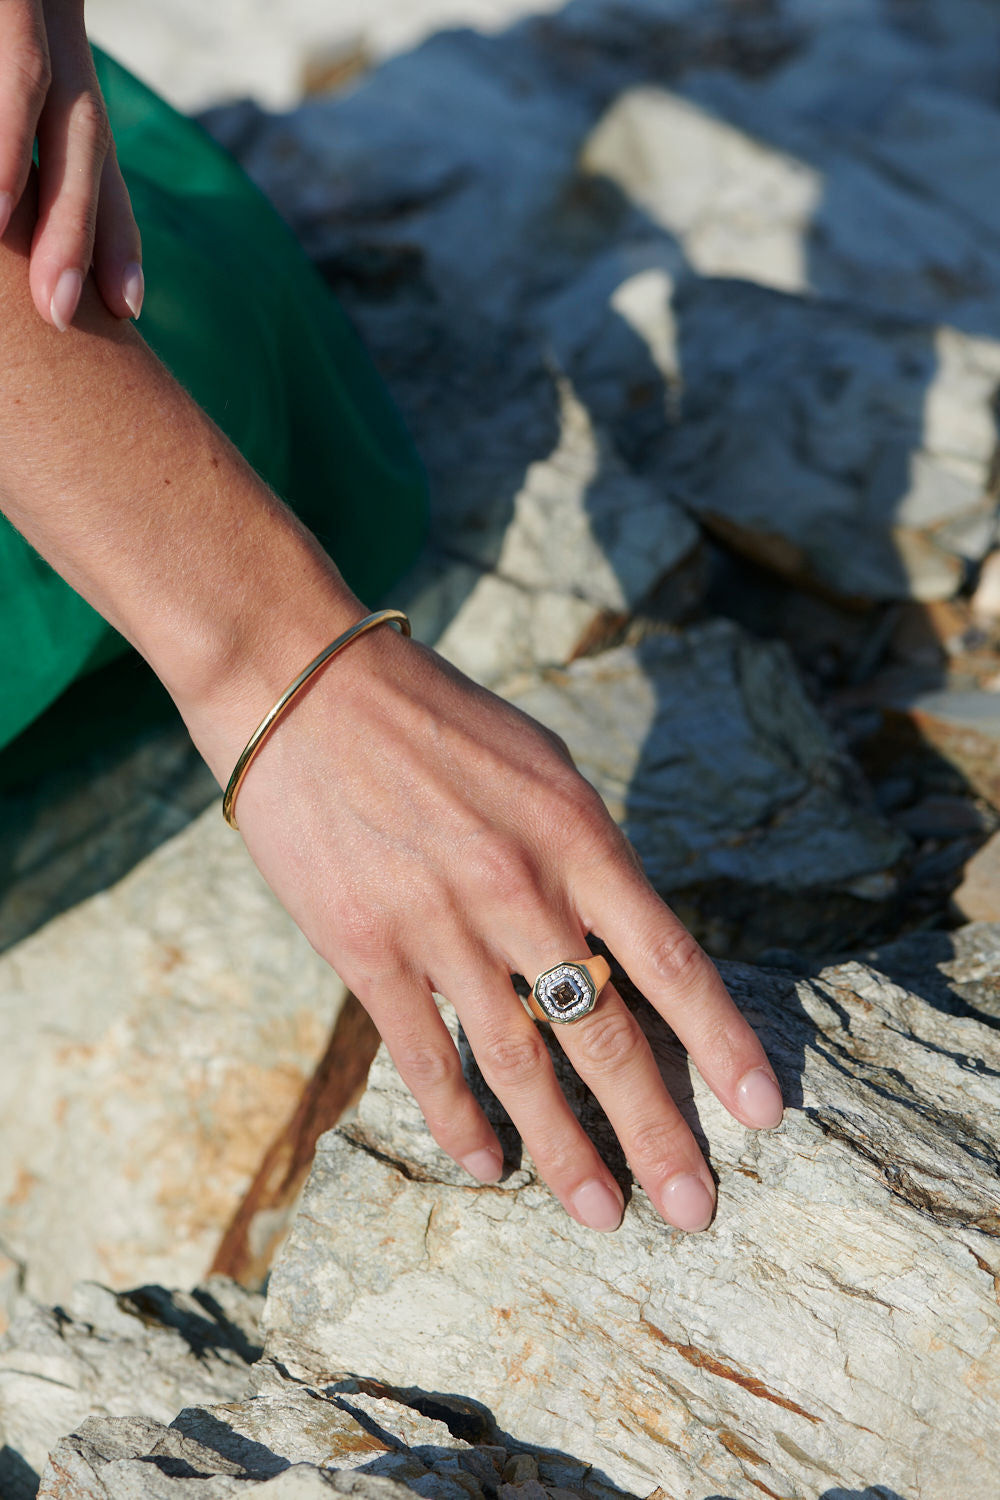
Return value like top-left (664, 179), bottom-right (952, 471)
top-left (529, 956), bottom-right (611, 1025)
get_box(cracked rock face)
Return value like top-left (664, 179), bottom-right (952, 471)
top-left (0, 1278), bottom-right (263, 1498)
top-left (501, 622), bottom-right (905, 956)
top-left (11, 927), bottom-right (1000, 1497)
top-left (35, 1326), bottom-right (625, 1499)
top-left (257, 925), bottom-right (1000, 1498)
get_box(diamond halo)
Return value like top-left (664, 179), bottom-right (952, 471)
top-left (531, 962), bottom-right (598, 1024)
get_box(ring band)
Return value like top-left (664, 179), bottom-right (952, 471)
top-left (528, 955), bottom-right (611, 1025)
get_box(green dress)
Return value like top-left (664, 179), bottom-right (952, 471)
top-left (0, 48), bottom-right (428, 768)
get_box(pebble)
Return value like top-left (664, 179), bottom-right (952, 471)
top-left (894, 795), bottom-right (987, 840)
top-left (953, 830), bottom-right (1000, 920)
top-left (972, 551), bottom-right (1000, 619)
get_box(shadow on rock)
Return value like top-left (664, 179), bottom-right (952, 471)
top-left (0, 1445), bottom-right (39, 1500)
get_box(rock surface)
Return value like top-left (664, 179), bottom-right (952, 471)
top-left (86, 0), bottom-right (567, 110)
top-left (193, 1), bottom-right (1000, 610)
top-left (12, 0), bottom-right (1000, 1494)
top-left (500, 621), bottom-right (905, 955)
top-left (41, 1361), bottom-right (615, 1500)
top-left (0, 801), bottom-right (348, 1309)
top-left (258, 925), bottom-right (1000, 1498)
top-left (952, 829), bottom-right (1000, 921)
top-left (0, 1277), bottom-right (262, 1498)
top-left (23, 924), bottom-right (1000, 1498)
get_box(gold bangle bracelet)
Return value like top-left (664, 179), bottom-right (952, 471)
top-left (222, 608), bottom-right (412, 831)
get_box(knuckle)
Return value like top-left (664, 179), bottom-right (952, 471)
top-left (467, 836), bottom-right (538, 907)
top-left (68, 87), bottom-right (110, 155)
top-left (333, 904), bottom-right (390, 970)
top-left (626, 1119), bottom-right (686, 1177)
top-left (482, 1025), bottom-right (549, 1087)
top-left (11, 45), bottom-right (51, 110)
top-left (540, 777), bottom-right (612, 857)
top-left (397, 1043), bottom-right (458, 1094)
top-left (645, 925), bottom-right (707, 997)
top-left (573, 1007), bottom-right (641, 1072)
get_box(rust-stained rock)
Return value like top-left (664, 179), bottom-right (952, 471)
top-left (257, 925), bottom-right (1000, 1498)
top-left (0, 806), bottom-right (348, 1307)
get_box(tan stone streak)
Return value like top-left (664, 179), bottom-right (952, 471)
top-left (210, 992), bottom-right (380, 1284)
top-left (640, 1315), bottom-right (822, 1423)
top-left (718, 1428), bottom-right (767, 1465)
top-left (970, 1247), bottom-right (1000, 1305)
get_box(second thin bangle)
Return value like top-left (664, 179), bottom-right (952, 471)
top-left (222, 608), bottom-right (411, 831)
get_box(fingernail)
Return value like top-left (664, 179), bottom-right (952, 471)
top-left (0, 193), bottom-right (13, 239)
top-left (461, 1149), bottom-right (503, 1183)
top-left (51, 269), bottom-right (83, 332)
top-left (736, 1067), bottom-right (784, 1130)
top-left (659, 1173), bottom-right (715, 1232)
top-left (122, 261), bottom-right (144, 319)
top-left (570, 1179), bottom-right (624, 1232)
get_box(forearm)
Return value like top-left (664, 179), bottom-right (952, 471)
top-left (0, 182), bottom-right (362, 778)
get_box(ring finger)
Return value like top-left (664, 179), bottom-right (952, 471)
top-left (452, 959), bottom-right (627, 1233)
top-left (519, 937), bottom-right (717, 1233)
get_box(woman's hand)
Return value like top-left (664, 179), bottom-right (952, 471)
top-left (229, 626), bottom-right (785, 1234)
top-left (0, 0), bottom-right (141, 328)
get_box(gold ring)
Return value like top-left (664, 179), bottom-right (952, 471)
top-left (528, 956), bottom-right (611, 1025)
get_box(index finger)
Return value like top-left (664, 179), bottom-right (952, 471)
top-left (574, 853), bottom-right (784, 1131)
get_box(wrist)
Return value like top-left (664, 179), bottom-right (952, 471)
top-left (148, 507), bottom-right (368, 786)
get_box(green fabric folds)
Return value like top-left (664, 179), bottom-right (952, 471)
top-left (0, 48), bottom-right (428, 758)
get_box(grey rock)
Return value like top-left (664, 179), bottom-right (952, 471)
top-left (500, 621), bottom-right (904, 955)
top-left (0, 717), bottom-right (215, 954)
top-left (397, 379), bottom-right (699, 686)
top-left (0, 1277), bottom-right (262, 1489)
top-left (259, 926), bottom-right (1000, 1497)
top-left (38, 1357), bottom-right (610, 1500)
top-left (204, 6), bottom-right (1000, 610)
top-left (648, 279), bottom-right (1000, 603)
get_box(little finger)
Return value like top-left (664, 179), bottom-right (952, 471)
top-left (91, 145), bottom-right (142, 319)
top-left (368, 980), bottom-right (504, 1184)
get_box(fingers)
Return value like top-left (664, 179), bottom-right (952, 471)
top-left (365, 976), bottom-right (505, 1184)
top-left (12, 1), bottom-right (142, 327)
top-left (30, 28), bottom-right (108, 328)
top-left (92, 146), bottom-right (143, 319)
top-left (0, 0), bottom-right (51, 236)
top-left (575, 853), bottom-right (784, 1133)
top-left (516, 920), bottom-right (719, 1232)
top-left (455, 967), bottom-right (627, 1233)
top-left (553, 981), bottom-right (717, 1232)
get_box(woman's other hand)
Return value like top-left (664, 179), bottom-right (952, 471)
top-left (0, 0), bottom-right (142, 328)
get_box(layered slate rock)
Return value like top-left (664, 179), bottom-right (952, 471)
top-left (196, 3), bottom-right (1000, 610)
top-left (38, 1336), bottom-right (625, 1499)
top-left (501, 621), bottom-right (905, 956)
top-left (257, 925), bottom-right (1000, 1499)
top-left (0, 1278), bottom-right (262, 1499)
top-left (14, 928), bottom-right (1000, 1496)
